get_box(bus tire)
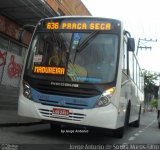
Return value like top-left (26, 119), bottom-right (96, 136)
top-left (132, 106), bottom-right (141, 128)
top-left (113, 127), bottom-right (124, 138)
top-left (125, 101), bottom-right (131, 126)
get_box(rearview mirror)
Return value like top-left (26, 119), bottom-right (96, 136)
top-left (127, 38), bottom-right (135, 52)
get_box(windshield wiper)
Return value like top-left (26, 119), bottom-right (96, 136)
top-left (77, 30), bottom-right (99, 53)
top-left (73, 30), bottom-right (99, 63)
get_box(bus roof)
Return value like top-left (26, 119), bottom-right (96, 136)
top-left (39, 16), bottom-right (122, 24)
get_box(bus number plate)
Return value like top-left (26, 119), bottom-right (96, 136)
top-left (52, 108), bottom-right (69, 116)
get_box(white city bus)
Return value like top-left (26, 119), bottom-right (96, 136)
top-left (18, 16), bottom-right (144, 138)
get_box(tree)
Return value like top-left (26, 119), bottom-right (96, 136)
top-left (150, 99), bottom-right (158, 111)
top-left (142, 69), bottom-right (159, 108)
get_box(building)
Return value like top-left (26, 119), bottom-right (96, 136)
top-left (0, 0), bottom-right (91, 88)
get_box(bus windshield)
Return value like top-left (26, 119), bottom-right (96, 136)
top-left (26, 31), bottom-right (118, 84)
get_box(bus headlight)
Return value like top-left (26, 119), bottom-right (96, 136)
top-left (23, 81), bottom-right (32, 100)
top-left (95, 87), bottom-right (115, 108)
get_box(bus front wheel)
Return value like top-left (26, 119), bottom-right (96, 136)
top-left (131, 106), bottom-right (141, 128)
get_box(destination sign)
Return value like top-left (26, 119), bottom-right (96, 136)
top-left (45, 22), bottom-right (112, 30)
top-left (33, 66), bottom-right (65, 75)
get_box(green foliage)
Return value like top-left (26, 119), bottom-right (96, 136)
top-left (142, 70), bottom-right (158, 92)
top-left (142, 69), bottom-right (159, 94)
top-left (142, 69), bottom-right (159, 103)
top-left (150, 99), bottom-right (158, 108)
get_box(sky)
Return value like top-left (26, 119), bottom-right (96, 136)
top-left (82, 0), bottom-right (160, 73)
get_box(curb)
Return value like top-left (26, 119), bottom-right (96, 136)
top-left (0, 121), bottom-right (45, 127)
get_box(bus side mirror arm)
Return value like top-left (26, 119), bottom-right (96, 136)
top-left (18, 24), bottom-right (35, 42)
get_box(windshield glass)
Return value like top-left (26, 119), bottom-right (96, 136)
top-left (26, 31), bottom-right (118, 84)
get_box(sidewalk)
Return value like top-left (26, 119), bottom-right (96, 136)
top-left (0, 85), bottom-right (42, 127)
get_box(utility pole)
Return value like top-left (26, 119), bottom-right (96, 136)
top-left (136, 38), bottom-right (157, 55)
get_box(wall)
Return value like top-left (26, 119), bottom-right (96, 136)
top-left (47, 0), bottom-right (91, 15)
top-left (0, 48), bottom-right (23, 87)
top-left (0, 15), bottom-right (32, 45)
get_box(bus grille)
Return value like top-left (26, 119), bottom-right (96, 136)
top-left (38, 99), bottom-right (88, 109)
top-left (37, 88), bottom-right (99, 98)
top-left (38, 108), bottom-right (86, 121)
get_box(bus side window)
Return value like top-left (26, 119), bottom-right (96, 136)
top-left (133, 55), bottom-right (137, 84)
top-left (122, 38), bottom-right (128, 74)
top-left (129, 52), bottom-right (134, 79)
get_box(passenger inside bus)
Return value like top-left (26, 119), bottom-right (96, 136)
top-left (85, 43), bottom-right (115, 83)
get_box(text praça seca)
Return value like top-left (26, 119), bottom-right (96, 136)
top-left (46, 22), bottom-right (111, 30)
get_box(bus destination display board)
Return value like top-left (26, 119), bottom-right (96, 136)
top-left (44, 20), bottom-right (112, 30)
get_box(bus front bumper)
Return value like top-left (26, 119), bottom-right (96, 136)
top-left (18, 95), bottom-right (120, 129)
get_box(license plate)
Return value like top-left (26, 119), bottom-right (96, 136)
top-left (52, 108), bottom-right (70, 116)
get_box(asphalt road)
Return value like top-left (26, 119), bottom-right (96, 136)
top-left (0, 111), bottom-right (160, 150)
